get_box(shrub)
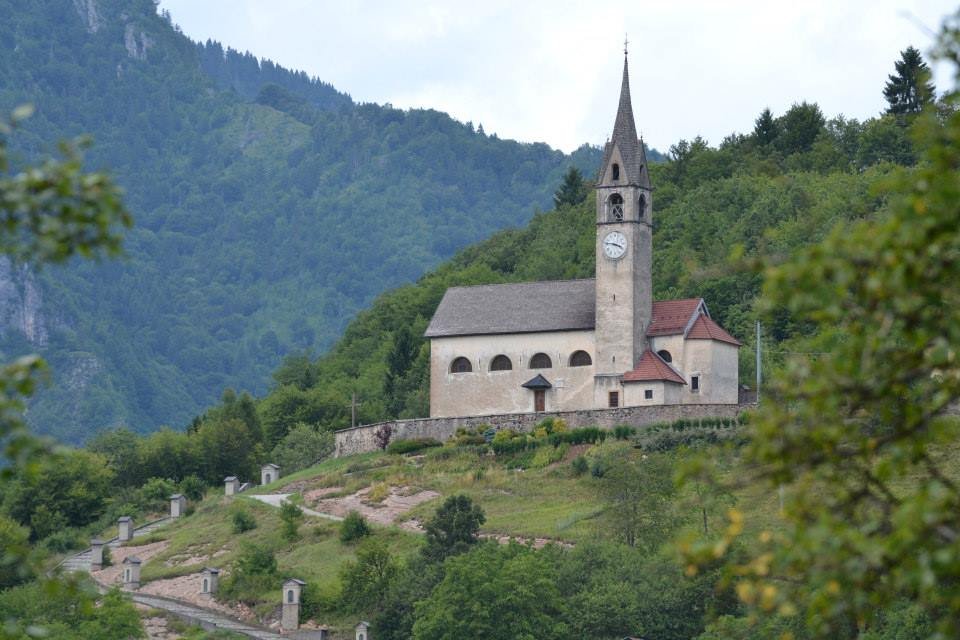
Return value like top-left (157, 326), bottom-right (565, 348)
top-left (271, 423), bottom-right (334, 474)
top-left (40, 528), bottom-right (85, 554)
top-left (178, 474), bottom-right (206, 501)
top-left (386, 438), bottom-right (442, 455)
top-left (531, 444), bottom-right (569, 469)
top-left (612, 425), bottom-right (636, 440)
top-left (101, 544), bottom-right (112, 568)
top-left (231, 508), bottom-right (257, 534)
top-left (367, 482), bottom-right (390, 503)
top-left (340, 510), bottom-right (371, 543)
top-left (220, 542), bottom-right (277, 604)
top-left (571, 455), bottom-right (589, 476)
top-left (280, 501), bottom-right (304, 542)
top-left (138, 477), bottom-right (177, 511)
top-left (491, 429), bottom-right (517, 445)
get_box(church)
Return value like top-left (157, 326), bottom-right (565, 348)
top-left (424, 53), bottom-right (741, 418)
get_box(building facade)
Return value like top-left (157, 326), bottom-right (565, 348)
top-left (425, 53), bottom-right (740, 418)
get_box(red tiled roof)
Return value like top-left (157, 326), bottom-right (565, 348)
top-left (647, 298), bottom-right (703, 336)
top-left (622, 350), bottom-right (687, 384)
top-left (687, 314), bottom-right (742, 346)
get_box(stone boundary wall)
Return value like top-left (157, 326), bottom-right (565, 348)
top-left (334, 403), bottom-right (754, 457)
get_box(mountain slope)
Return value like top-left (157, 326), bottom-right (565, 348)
top-left (0, 0), bottom-right (603, 442)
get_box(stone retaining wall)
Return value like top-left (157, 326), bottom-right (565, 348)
top-left (334, 403), bottom-right (754, 457)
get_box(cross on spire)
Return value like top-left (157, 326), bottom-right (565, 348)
top-left (624, 34), bottom-right (629, 57)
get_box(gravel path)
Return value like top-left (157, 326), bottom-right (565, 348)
top-left (245, 493), bottom-right (343, 521)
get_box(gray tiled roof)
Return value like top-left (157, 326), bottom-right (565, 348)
top-left (424, 279), bottom-right (596, 338)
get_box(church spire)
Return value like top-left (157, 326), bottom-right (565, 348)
top-left (600, 49), bottom-right (650, 188)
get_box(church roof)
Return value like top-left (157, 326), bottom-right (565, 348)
top-left (622, 350), bottom-right (687, 384)
top-left (424, 279), bottom-right (596, 338)
top-left (687, 314), bottom-right (742, 346)
top-left (647, 298), bottom-right (705, 336)
top-left (425, 280), bottom-right (732, 342)
top-left (599, 55), bottom-right (651, 188)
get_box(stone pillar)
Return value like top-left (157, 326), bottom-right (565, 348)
top-left (261, 463), bottom-right (280, 486)
top-left (118, 516), bottom-right (133, 542)
top-left (201, 567), bottom-right (220, 595)
top-left (224, 476), bottom-right (240, 496)
top-left (89, 539), bottom-right (105, 571)
top-left (281, 578), bottom-right (305, 631)
top-left (356, 621), bottom-right (371, 640)
top-left (170, 494), bottom-right (187, 518)
top-left (122, 556), bottom-right (141, 590)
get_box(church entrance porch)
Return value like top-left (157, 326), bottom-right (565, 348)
top-left (522, 374), bottom-right (552, 413)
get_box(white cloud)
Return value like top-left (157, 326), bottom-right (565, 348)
top-left (159, 0), bottom-right (956, 153)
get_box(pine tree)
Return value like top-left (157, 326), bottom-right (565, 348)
top-left (553, 166), bottom-right (588, 208)
top-left (753, 107), bottom-right (778, 147)
top-left (884, 46), bottom-right (935, 115)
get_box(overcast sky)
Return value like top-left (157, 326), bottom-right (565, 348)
top-left (158, 0), bottom-right (956, 154)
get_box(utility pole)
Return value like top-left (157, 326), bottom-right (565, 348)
top-left (756, 320), bottom-right (762, 404)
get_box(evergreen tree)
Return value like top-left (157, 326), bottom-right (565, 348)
top-left (753, 107), bottom-right (778, 147)
top-left (553, 166), bottom-right (588, 208)
top-left (883, 46), bottom-right (935, 115)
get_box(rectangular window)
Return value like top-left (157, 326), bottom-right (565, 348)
top-left (691, 376), bottom-right (700, 392)
top-left (644, 389), bottom-right (653, 400)
top-left (608, 391), bottom-right (619, 408)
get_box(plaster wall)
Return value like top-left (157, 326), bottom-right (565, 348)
top-left (429, 330), bottom-right (596, 417)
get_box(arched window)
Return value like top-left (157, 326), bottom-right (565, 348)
top-left (638, 194), bottom-right (646, 219)
top-left (203, 578), bottom-right (209, 592)
top-left (287, 590), bottom-right (294, 603)
top-left (608, 193), bottom-right (624, 221)
top-left (450, 357), bottom-right (472, 373)
top-left (490, 355), bottom-right (512, 371)
top-left (657, 350), bottom-right (672, 363)
top-left (611, 163), bottom-right (620, 181)
top-left (569, 350), bottom-right (592, 367)
top-left (529, 353), bottom-right (552, 369)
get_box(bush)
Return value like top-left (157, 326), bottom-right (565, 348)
top-left (571, 455), bottom-right (589, 476)
top-left (280, 501), bottom-right (304, 542)
top-left (340, 510), bottom-right (371, 543)
top-left (137, 477), bottom-right (177, 511)
top-left (531, 444), bottom-right (569, 469)
top-left (178, 474), bottom-right (206, 501)
top-left (491, 429), bottom-right (517, 445)
top-left (231, 508), bottom-right (257, 534)
top-left (101, 544), bottom-right (112, 568)
top-left (548, 427), bottom-right (607, 446)
top-left (612, 425), bottom-right (636, 440)
top-left (220, 542), bottom-right (278, 604)
top-left (386, 438), bottom-right (442, 455)
top-left (40, 528), bottom-right (85, 554)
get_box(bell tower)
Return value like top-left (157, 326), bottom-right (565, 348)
top-left (594, 47), bottom-right (653, 403)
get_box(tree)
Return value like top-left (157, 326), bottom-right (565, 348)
top-left (279, 500), bottom-right (304, 541)
top-left (682, 25), bottom-right (960, 636)
top-left (338, 539), bottom-right (400, 613)
top-left (412, 543), bottom-right (568, 640)
top-left (553, 166), bottom-right (588, 208)
top-left (778, 102), bottom-right (826, 154)
top-left (596, 450), bottom-right (677, 549)
top-left (422, 494), bottom-right (485, 563)
top-left (884, 46), bottom-right (935, 115)
top-left (270, 422), bottom-right (333, 473)
top-left (753, 107), bottom-right (779, 147)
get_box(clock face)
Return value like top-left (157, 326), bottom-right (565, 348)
top-left (603, 231), bottom-right (627, 260)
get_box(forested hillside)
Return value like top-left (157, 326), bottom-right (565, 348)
top-left (0, 0), bottom-right (605, 443)
top-left (246, 98), bottom-right (920, 443)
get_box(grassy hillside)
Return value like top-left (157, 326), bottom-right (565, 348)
top-left (111, 424), bottom-right (773, 638)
